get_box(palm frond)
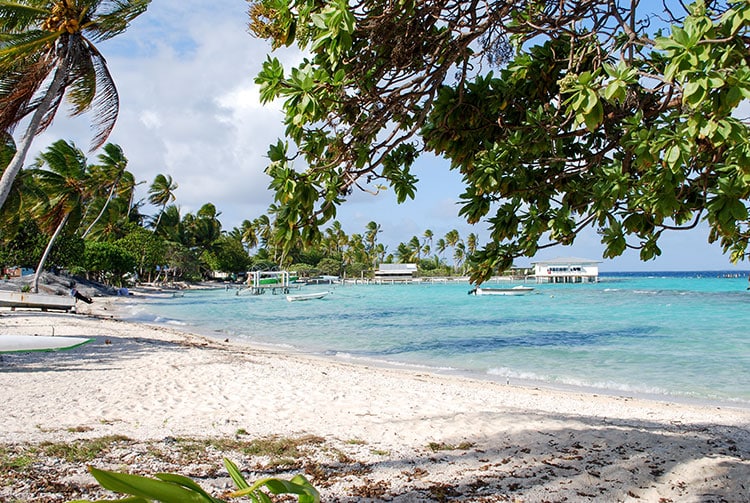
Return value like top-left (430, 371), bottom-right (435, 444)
top-left (0, 30), bottom-right (57, 68)
top-left (34, 70), bottom-right (66, 133)
top-left (84, 0), bottom-right (151, 42)
top-left (0, 1), bottom-right (49, 32)
top-left (0, 51), bottom-right (55, 133)
top-left (66, 42), bottom-right (97, 114)
top-left (81, 47), bottom-right (118, 150)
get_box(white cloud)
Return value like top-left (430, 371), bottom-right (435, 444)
top-left (139, 110), bottom-right (162, 130)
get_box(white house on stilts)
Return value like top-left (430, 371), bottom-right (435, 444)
top-left (531, 257), bottom-right (600, 284)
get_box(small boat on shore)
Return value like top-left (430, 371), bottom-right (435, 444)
top-left (0, 291), bottom-right (76, 312)
top-left (286, 291), bottom-right (329, 302)
top-left (469, 286), bottom-right (534, 296)
top-left (0, 335), bottom-right (91, 353)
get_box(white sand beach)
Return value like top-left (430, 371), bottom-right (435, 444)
top-left (1, 295), bottom-right (749, 502)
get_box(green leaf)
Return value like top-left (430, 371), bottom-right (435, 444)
top-left (583, 102), bottom-right (603, 131)
top-left (604, 79), bottom-right (626, 102)
top-left (683, 80), bottom-right (707, 107)
top-left (87, 467), bottom-right (210, 502)
top-left (155, 473), bottom-right (222, 502)
top-left (224, 458), bottom-right (249, 490)
top-left (268, 140), bottom-right (287, 163)
top-left (665, 145), bottom-right (681, 167)
top-left (231, 475), bottom-right (320, 502)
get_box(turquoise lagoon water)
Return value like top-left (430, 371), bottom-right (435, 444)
top-left (122, 272), bottom-right (750, 405)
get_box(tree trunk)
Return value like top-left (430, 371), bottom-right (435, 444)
top-left (0, 63), bottom-right (68, 212)
top-left (32, 213), bottom-right (70, 294)
top-left (82, 181), bottom-right (119, 238)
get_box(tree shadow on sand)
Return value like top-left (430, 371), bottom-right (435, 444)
top-left (0, 334), bottom-right (203, 374)
top-left (317, 412), bottom-right (750, 502)
top-left (1, 409), bottom-right (748, 502)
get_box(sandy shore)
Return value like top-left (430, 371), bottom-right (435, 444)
top-left (1, 296), bottom-right (749, 502)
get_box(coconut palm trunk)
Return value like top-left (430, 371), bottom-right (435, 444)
top-left (81, 182), bottom-right (118, 238)
top-left (81, 157), bottom-right (130, 239)
top-left (0, 62), bottom-right (69, 210)
top-left (32, 213), bottom-right (70, 293)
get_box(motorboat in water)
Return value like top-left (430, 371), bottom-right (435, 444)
top-left (468, 285), bottom-right (534, 296)
top-left (285, 291), bottom-right (329, 302)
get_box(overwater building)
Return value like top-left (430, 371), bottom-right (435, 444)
top-left (531, 257), bottom-right (600, 283)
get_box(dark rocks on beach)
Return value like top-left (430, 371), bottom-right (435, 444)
top-left (0, 271), bottom-right (116, 298)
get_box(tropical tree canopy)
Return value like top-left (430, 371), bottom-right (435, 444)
top-left (0, 0), bottom-right (152, 211)
top-left (249, 0), bottom-right (750, 283)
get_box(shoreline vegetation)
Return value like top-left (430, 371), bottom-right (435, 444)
top-left (1, 289), bottom-right (749, 502)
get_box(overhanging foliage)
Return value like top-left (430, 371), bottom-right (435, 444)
top-left (249, 0), bottom-right (750, 283)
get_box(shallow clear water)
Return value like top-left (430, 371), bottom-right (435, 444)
top-left (122, 272), bottom-right (750, 405)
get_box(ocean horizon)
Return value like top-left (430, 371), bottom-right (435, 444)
top-left (122, 270), bottom-right (750, 407)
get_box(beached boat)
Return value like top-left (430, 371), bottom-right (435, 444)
top-left (0, 291), bottom-right (76, 312)
top-left (469, 286), bottom-right (534, 296)
top-left (0, 335), bottom-right (91, 353)
top-left (286, 291), bottom-right (329, 302)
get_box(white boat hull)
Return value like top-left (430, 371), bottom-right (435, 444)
top-left (0, 291), bottom-right (76, 311)
top-left (470, 286), bottom-right (534, 296)
top-left (0, 335), bottom-right (91, 353)
top-left (286, 291), bottom-right (329, 302)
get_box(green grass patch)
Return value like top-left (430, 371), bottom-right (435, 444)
top-left (210, 434), bottom-right (325, 458)
top-left (165, 434), bottom-right (327, 467)
top-left (39, 435), bottom-right (132, 463)
top-left (0, 446), bottom-right (38, 473)
top-left (427, 441), bottom-right (475, 452)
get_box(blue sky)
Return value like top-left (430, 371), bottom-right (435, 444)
top-left (25, 0), bottom-right (749, 272)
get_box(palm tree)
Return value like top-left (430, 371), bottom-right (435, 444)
top-left (422, 228), bottom-right (433, 252)
top-left (364, 220), bottom-right (381, 268)
top-left (0, 132), bottom-right (29, 235)
top-left (396, 242), bottom-right (411, 263)
top-left (444, 229), bottom-right (460, 268)
top-left (81, 143), bottom-right (130, 238)
top-left (239, 219), bottom-right (258, 251)
top-left (190, 203), bottom-right (222, 252)
top-left (0, 0), bottom-right (152, 211)
top-left (327, 221), bottom-right (346, 254)
top-left (148, 173), bottom-right (178, 231)
top-left (408, 235), bottom-right (421, 262)
top-left (373, 242), bottom-right (387, 265)
top-left (436, 237), bottom-right (447, 260)
top-left (466, 232), bottom-right (478, 257)
top-left (253, 214), bottom-right (273, 249)
top-left (27, 139), bottom-right (90, 292)
top-left (154, 204), bottom-right (182, 242)
top-left (82, 194), bottom-right (131, 241)
top-left (454, 241), bottom-right (467, 274)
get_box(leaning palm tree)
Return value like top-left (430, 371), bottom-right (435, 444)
top-left (81, 143), bottom-right (130, 238)
top-left (0, 0), bottom-right (151, 212)
top-left (147, 173), bottom-right (178, 231)
top-left (28, 139), bottom-right (90, 293)
top-left (0, 132), bottom-right (23, 233)
top-left (422, 228), bottom-right (433, 250)
top-left (153, 203), bottom-right (182, 242)
top-left (239, 218), bottom-right (258, 251)
top-left (435, 237), bottom-right (447, 260)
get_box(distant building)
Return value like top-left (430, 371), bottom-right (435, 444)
top-left (2, 267), bottom-right (34, 278)
top-left (374, 263), bottom-right (417, 282)
top-left (531, 257), bottom-right (600, 283)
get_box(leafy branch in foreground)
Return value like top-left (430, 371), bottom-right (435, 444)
top-left (250, 0), bottom-right (750, 284)
top-left (70, 457), bottom-right (319, 503)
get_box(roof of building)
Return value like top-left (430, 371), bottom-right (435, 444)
top-left (378, 263), bottom-right (417, 271)
top-left (530, 257), bottom-right (601, 266)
